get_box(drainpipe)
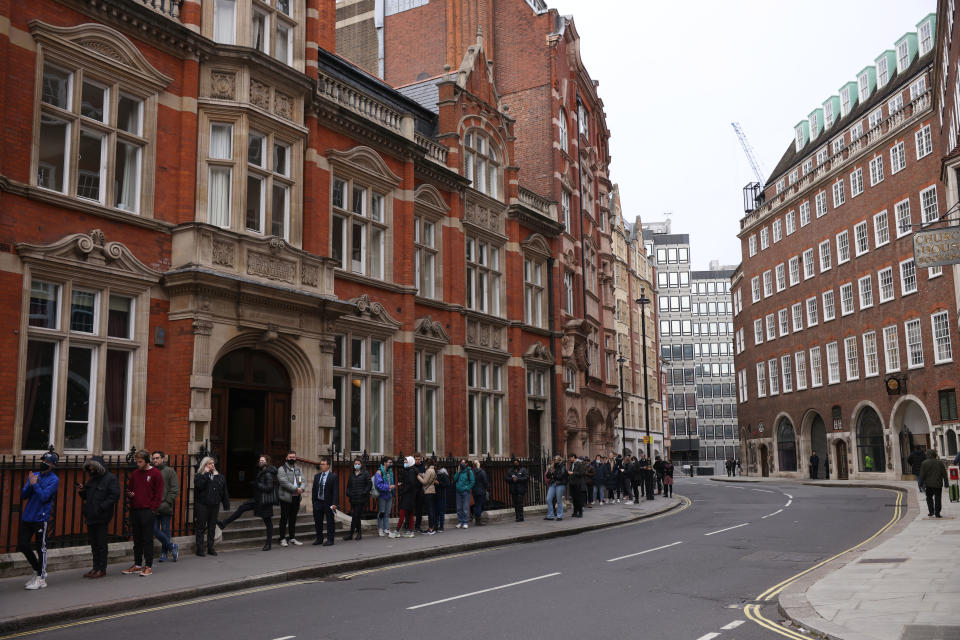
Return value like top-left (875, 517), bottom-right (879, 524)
top-left (575, 93), bottom-right (588, 386)
top-left (547, 256), bottom-right (559, 456)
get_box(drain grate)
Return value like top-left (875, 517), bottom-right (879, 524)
top-left (859, 558), bottom-right (908, 563)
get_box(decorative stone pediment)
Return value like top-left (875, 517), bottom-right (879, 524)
top-left (326, 146), bottom-right (402, 188)
top-left (520, 233), bottom-right (552, 260)
top-left (414, 184), bottom-right (450, 215)
top-left (30, 21), bottom-right (173, 91)
top-left (346, 294), bottom-right (402, 330)
top-left (523, 342), bottom-right (555, 366)
top-left (16, 229), bottom-right (162, 284)
top-left (414, 315), bottom-right (450, 346)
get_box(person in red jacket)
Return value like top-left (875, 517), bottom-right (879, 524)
top-left (122, 450), bottom-right (163, 577)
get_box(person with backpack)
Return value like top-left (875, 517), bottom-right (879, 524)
top-left (78, 455), bottom-right (120, 578)
top-left (193, 456), bottom-right (229, 556)
top-left (277, 451), bottom-right (305, 547)
top-left (19, 450), bottom-right (60, 590)
top-left (219, 454), bottom-right (277, 551)
top-left (345, 456), bottom-right (372, 541)
top-left (507, 458), bottom-right (530, 522)
top-left (418, 457), bottom-right (439, 534)
top-left (453, 459), bottom-right (474, 529)
top-left (373, 457), bottom-right (395, 537)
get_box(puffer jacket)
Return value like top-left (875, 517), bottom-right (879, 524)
top-left (346, 468), bottom-right (372, 504)
top-left (277, 462), bottom-right (305, 503)
top-left (398, 466), bottom-right (420, 511)
top-left (155, 463), bottom-right (179, 516)
top-left (253, 465), bottom-right (277, 517)
top-left (79, 457), bottom-right (120, 525)
top-left (374, 466), bottom-right (394, 496)
top-left (918, 450), bottom-right (949, 489)
top-left (419, 466), bottom-right (437, 495)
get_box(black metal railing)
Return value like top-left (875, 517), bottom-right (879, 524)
top-left (1, 450), bottom-right (197, 553)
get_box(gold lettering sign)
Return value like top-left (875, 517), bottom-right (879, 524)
top-left (912, 227), bottom-right (960, 269)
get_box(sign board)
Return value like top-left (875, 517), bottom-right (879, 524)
top-left (913, 227), bottom-right (960, 268)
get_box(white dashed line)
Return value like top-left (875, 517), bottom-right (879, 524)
top-left (704, 523), bottom-right (749, 536)
top-left (606, 541), bottom-right (683, 563)
top-left (407, 572), bottom-right (562, 609)
top-left (696, 633), bottom-right (721, 640)
top-left (751, 488), bottom-right (774, 493)
top-left (272, 636), bottom-right (297, 640)
top-left (761, 509), bottom-right (784, 519)
top-left (721, 620), bottom-right (745, 630)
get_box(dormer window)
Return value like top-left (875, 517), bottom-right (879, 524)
top-left (919, 19), bottom-right (933, 55)
top-left (857, 71), bottom-right (870, 103)
top-left (840, 86), bottom-right (852, 117)
top-left (897, 40), bottom-right (910, 73)
top-left (877, 56), bottom-right (889, 87)
top-left (464, 131), bottom-right (501, 200)
top-left (808, 113), bottom-right (819, 140)
top-left (794, 124), bottom-right (805, 152)
top-left (824, 101), bottom-right (835, 128)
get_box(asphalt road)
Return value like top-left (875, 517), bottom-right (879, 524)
top-left (24, 479), bottom-right (896, 640)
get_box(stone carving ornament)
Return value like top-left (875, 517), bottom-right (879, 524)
top-left (78, 39), bottom-right (123, 62)
top-left (274, 92), bottom-right (293, 120)
top-left (250, 79), bottom-right (271, 110)
top-left (212, 238), bottom-right (235, 267)
top-left (301, 263), bottom-right (319, 287)
top-left (210, 71), bottom-right (236, 100)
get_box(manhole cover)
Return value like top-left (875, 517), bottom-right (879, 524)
top-left (859, 558), bottom-right (908, 563)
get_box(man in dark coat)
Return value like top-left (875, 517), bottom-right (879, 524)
top-left (653, 456), bottom-right (665, 495)
top-left (918, 450), bottom-right (949, 518)
top-left (642, 457), bottom-right (656, 500)
top-left (311, 457), bottom-right (338, 545)
top-left (567, 454), bottom-right (586, 517)
top-left (907, 446), bottom-right (927, 492)
top-left (219, 455), bottom-right (277, 551)
top-left (506, 458), bottom-right (530, 522)
top-left (809, 451), bottom-right (820, 479)
top-left (79, 456), bottom-right (120, 578)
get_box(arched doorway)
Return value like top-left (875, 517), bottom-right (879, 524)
top-left (856, 406), bottom-right (885, 473)
top-left (212, 349), bottom-right (292, 497)
top-left (758, 444), bottom-right (769, 477)
top-left (891, 398), bottom-right (932, 476)
top-left (776, 418), bottom-right (797, 472)
top-left (810, 414), bottom-right (828, 479)
top-left (835, 439), bottom-right (849, 479)
top-left (947, 429), bottom-right (958, 457)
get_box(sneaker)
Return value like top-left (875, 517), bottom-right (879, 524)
top-left (139, 567), bottom-right (153, 577)
top-left (157, 553), bottom-right (167, 563)
top-left (402, 531), bottom-right (415, 538)
top-left (122, 565), bottom-right (144, 575)
top-left (616, 499), bottom-right (621, 504)
top-left (462, 523), bottom-right (468, 529)
top-left (425, 529), bottom-right (436, 535)
top-left (456, 523), bottom-right (462, 529)
top-left (388, 531), bottom-right (400, 538)
top-left (289, 538), bottom-right (303, 546)
top-left (171, 544), bottom-right (179, 562)
top-left (280, 539), bottom-right (289, 547)
top-left (25, 576), bottom-right (46, 590)
top-left (24, 575), bottom-right (38, 589)
top-left (378, 529), bottom-right (386, 537)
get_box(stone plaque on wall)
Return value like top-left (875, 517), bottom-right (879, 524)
top-left (247, 250), bottom-right (295, 283)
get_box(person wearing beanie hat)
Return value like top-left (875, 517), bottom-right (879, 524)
top-left (19, 450), bottom-right (60, 589)
top-left (393, 456), bottom-right (419, 537)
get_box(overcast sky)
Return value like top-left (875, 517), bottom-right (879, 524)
top-left (546, 0), bottom-right (935, 269)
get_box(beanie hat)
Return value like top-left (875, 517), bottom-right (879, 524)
top-left (40, 451), bottom-right (59, 468)
top-left (405, 456), bottom-right (415, 467)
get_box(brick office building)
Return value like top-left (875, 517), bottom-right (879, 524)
top-left (336, 0), bottom-right (627, 456)
top-left (733, 13), bottom-right (960, 480)
top-left (0, 0), bottom-right (615, 498)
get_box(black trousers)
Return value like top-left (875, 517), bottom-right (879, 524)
top-left (644, 476), bottom-right (655, 500)
top-left (313, 501), bottom-right (335, 542)
top-left (87, 522), bottom-right (108, 571)
top-left (656, 474), bottom-right (663, 494)
top-left (131, 508), bottom-right (155, 568)
top-left (571, 486), bottom-right (585, 516)
top-left (17, 520), bottom-right (47, 578)
top-left (221, 500), bottom-right (272, 543)
top-left (195, 503), bottom-right (219, 551)
top-left (631, 482), bottom-right (640, 502)
top-left (414, 491), bottom-right (425, 530)
top-left (925, 487), bottom-right (943, 516)
top-left (511, 493), bottom-right (525, 521)
top-left (664, 481), bottom-right (673, 497)
top-left (349, 500), bottom-right (364, 534)
top-left (279, 496), bottom-right (301, 540)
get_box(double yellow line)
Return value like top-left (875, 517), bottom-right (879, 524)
top-left (744, 489), bottom-right (904, 638)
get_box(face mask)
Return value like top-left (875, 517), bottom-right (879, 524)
top-left (460, 463), bottom-right (466, 468)
top-left (287, 459), bottom-right (295, 464)
top-left (354, 463), bottom-right (361, 470)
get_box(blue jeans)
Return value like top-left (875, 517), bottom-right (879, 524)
top-left (593, 485), bottom-right (603, 502)
top-left (473, 492), bottom-right (484, 520)
top-left (456, 491), bottom-right (471, 524)
top-left (546, 484), bottom-right (565, 519)
top-left (377, 496), bottom-right (393, 530)
top-left (154, 514), bottom-right (173, 553)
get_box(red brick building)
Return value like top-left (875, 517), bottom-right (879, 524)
top-left (733, 13), bottom-right (960, 480)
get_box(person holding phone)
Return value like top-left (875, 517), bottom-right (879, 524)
top-left (78, 456), bottom-right (120, 578)
top-left (19, 451), bottom-right (60, 590)
top-left (194, 456), bottom-right (229, 556)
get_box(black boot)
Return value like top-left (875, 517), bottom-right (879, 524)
top-left (262, 539), bottom-right (271, 551)
top-left (356, 529), bottom-right (362, 541)
top-left (207, 547), bottom-right (218, 556)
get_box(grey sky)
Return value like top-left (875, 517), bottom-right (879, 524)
top-left (546, 0), bottom-right (934, 269)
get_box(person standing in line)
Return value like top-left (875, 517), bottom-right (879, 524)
top-left (642, 456), bottom-right (656, 500)
top-left (435, 464), bottom-right (450, 531)
top-left (567, 454), bottom-right (586, 517)
top-left (628, 456), bottom-right (641, 503)
top-left (345, 456), bottom-right (372, 540)
top-left (605, 453), bottom-right (620, 503)
top-left (311, 457), bottom-right (338, 545)
top-left (19, 451), bottom-right (60, 590)
top-left (193, 456), bottom-right (229, 556)
top-left (374, 457), bottom-right (395, 537)
top-left (79, 456), bottom-right (120, 578)
top-left (809, 451), bottom-right (820, 480)
top-left (418, 457), bottom-right (438, 534)
top-left (123, 450), bottom-right (163, 577)
top-left (618, 455), bottom-right (631, 502)
top-left (218, 455), bottom-right (277, 551)
top-left (471, 460), bottom-right (488, 526)
top-left (544, 455), bottom-right (568, 520)
top-left (584, 457), bottom-right (596, 507)
top-left (507, 458), bottom-right (530, 522)
top-left (918, 449), bottom-right (949, 518)
top-left (151, 451), bottom-right (180, 563)
top-left (453, 458), bottom-right (474, 529)
top-left (662, 458), bottom-right (674, 498)
top-left (653, 456), bottom-right (665, 495)
top-left (277, 451), bottom-right (305, 547)
top-left (394, 456), bottom-right (419, 537)
top-left (413, 453), bottom-right (427, 533)
top-left (907, 446), bottom-right (926, 493)
top-left (593, 455), bottom-right (608, 504)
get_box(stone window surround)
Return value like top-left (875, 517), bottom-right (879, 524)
top-left (520, 234), bottom-right (552, 330)
top-left (203, 0), bottom-right (306, 73)
top-left (413, 315), bottom-right (450, 456)
top-left (413, 184), bottom-right (449, 302)
top-left (29, 21), bottom-right (173, 222)
top-left (13, 230), bottom-right (161, 454)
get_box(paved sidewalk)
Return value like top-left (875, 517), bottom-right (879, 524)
top-left (0, 496), bottom-right (681, 633)
top-left (711, 475), bottom-right (960, 640)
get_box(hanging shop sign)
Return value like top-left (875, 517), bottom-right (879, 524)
top-left (913, 226), bottom-right (960, 268)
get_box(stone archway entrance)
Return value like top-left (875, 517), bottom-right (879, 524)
top-left (211, 349), bottom-right (292, 497)
top-left (856, 406), bottom-right (885, 473)
top-left (891, 398), bottom-right (932, 476)
top-left (758, 444), bottom-right (769, 477)
top-left (809, 414), bottom-right (828, 479)
top-left (835, 439), bottom-right (849, 479)
top-left (776, 417), bottom-right (797, 472)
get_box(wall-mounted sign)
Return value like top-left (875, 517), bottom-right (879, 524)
top-left (913, 226), bottom-right (960, 268)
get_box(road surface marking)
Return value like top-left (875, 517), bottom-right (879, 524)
top-left (272, 637), bottom-right (296, 640)
top-left (406, 572), bottom-right (562, 610)
top-left (761, 509), bottom-right (784, 519)
top-left (695, 633), bottom-right (721, 640)
top-left (339, 549), bottom-right (488, 579)
top-left (721, 620), bottom-right (745, 630)
top-left (606, 541), bottom-right (682, 562)
top-left (744, 604), bottom-right (810, 640)
top-left (784, 499), bottom-right (792, 507)
top-left (784, 493), bottom-right (793, 499)
top-left (704, 522), bottom-right (749, 536)
top-left (751, 489), bottom-right (775, 493)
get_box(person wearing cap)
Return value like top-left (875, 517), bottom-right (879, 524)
top-left (78, 456), bottom-right (120, 578)
top-left (122, 450), bottom-right (163, 577)
top-left (19, 450), bottom-right (60, 590)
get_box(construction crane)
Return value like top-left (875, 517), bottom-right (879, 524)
top-left (731, 122), bottom-right (766, 187)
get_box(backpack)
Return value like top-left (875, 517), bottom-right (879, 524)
top-left (370, 470), bottom-right (381, 498)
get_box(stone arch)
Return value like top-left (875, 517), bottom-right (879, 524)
top-left (890, 394), bottom-right (933, 474)
top-left (854, 404), bottom-right (886, 473)
top-left (775, 415), bottom-right (798, 473)
top-left (325, 145), bottom-right (402, 186)
top-left (799, 409), bottom-right (829, 479)
top-left (585, 408), bottom-right (606, 457)
top-left (414, 183), bottom-right (450, 214)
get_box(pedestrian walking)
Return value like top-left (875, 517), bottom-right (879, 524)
top-left (454, 458), bottom-right (475, 529)
top-left (311, 457), bottom-right (338, 546)
top-left (907, 446), bottom-right (926, 493)
top-left (435, 465), bottom-right (450, 531)
top-left (78, 456), bottom-right (120, 578)
top-left (373, 457), bottom-right (395, 537)
top-left (471, 460), bottom-right (488, 526)
top-left (507, 458), bottom-right (529, 522)
top-left (277, 451), bottom-right (305, 547)
top-left (662, 458), bottom-right (674, 497)
top-left (418, 457), bottom-right (439, 534)
top-left (123, 450), bottom-right (163, 576)
top-left (809, 451), bottom-right (820, 480)
top-left (193, 456), bottom-right (229, 556)
top-left (725, 457), bottom-right (734, 477)
top-left (151, 451), bottom-right (180, 563)
top-left (345, 456), bottom-right (372, 540)
top-left (218, 455), bottom-right (278, 551)
top-left (592, 455), bottom-right (608, 504)
top-left (544, 455), bottom-right (568, 520)
top-left (918, 449), bottom-right (949, 518)
top-left (18, 450), bottom-right (60, 590)
top-left (568, 454), bottom-right (586, 517)
top-left (395, 456), bottom-right (419, 537)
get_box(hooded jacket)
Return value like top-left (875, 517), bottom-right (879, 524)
top-left (374, 465), bottom-right (394, 496)
top-left (346, 467), bottom-right (373, 504)
top-left (918, 450), bottom-right (949, 489)
top-left (21, 468), bottom-right (59, 523)
top-left (277, 461), bottom-right (305, 503)
top-left (79, 457), bottom-right (120, 525)
top-left (454, 466), bottom-right (475, 493)
top-left (155, 462), bottom-right (179, 516)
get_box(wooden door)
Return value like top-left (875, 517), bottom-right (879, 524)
top-left (210, 387), bottom-right (228, 466)
top-left (527, 410), bottom-right (542, 458)
top-left (835, 441), bottom-right (849, 480)
top-left (267, 391), bottom-right (291, 465)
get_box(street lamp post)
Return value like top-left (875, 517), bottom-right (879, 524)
top-left (617, 353), bottom-right (627, 456)
top-left (637, 290), bottom-right (652, 460)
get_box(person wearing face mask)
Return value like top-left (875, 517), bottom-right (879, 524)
top-left (453, 458), bottom-right (475, 529)
top-left (373, 457), bottom-right (395, 536)
top-left (193, 456), bottom-right (229, 556)
top-left (394, 456), bottom-right (419, 537)
top-left (507, 458), bottom-right (529, 522)
top-left (435, 464), bottom-right (450, 532)
top-left (78, 455), bottom-right (120, 578)
top-left (345, 456), bottom-right (372, 540)
top-left (218, 454), bottom-right (278, 551)
top-left (19, 451), bottom-right (60, 590)
top-left (277, 451), bottom-right (305, 547)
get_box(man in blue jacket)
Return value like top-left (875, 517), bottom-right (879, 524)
top-left (19, 451), bottom-right (60, 590)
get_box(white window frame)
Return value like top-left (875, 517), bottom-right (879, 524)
top-left (890, 141), bottom-right (906, 174)
top-left (916, 125), bottom-right (933, 159)
top-left (826, 341), bottom-right (840, 384)
top-left (895, 198), bottom-right (913, 237)
top-left (900, 258), bottom-right (917, 296)
top-left (920, 185), bottom-right (939, 225)
top-left (806, 296), bottom-right (819, 327)
top-left (883, 325), bottom-right (901, 372)
top-left (810, 346), bottom-right (823, 387)
top-left (839, 282), bottom-right (854, 316)
top-left (836, 230), bottom-right (850, 264)
top-left (844, 336), bottom-right (860, 381)
top-left (873, 211), bottom-right (890, 247)
top-left (789, 256), bottom-right (800, 286)
top-left (795, 351), bottom-right (808, 391)
top-left (854, 221), bottom-right (869, 256)
top-left (819, 240), bottom-right (832, 272)
top-left (823, 290), bottom-right (836, 322)
top-left (863, 331), bottom-right (879, 378)
top-left (832, 179), bottom-right (845, 207)
top-left (858, 275), bottom-right (873, 310)
top-left (850, 167), bottom-right (864, 197)
top-left (869, 155), bottom-right (884, 186)
top-left (905, 318), bottom-right (924, 369)
top-left (878, 267), bottom-right (895, 303)
top-left (932, 311), bottom-right (953, 364)
top-left (803, 249), bottom-right (815, 279)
